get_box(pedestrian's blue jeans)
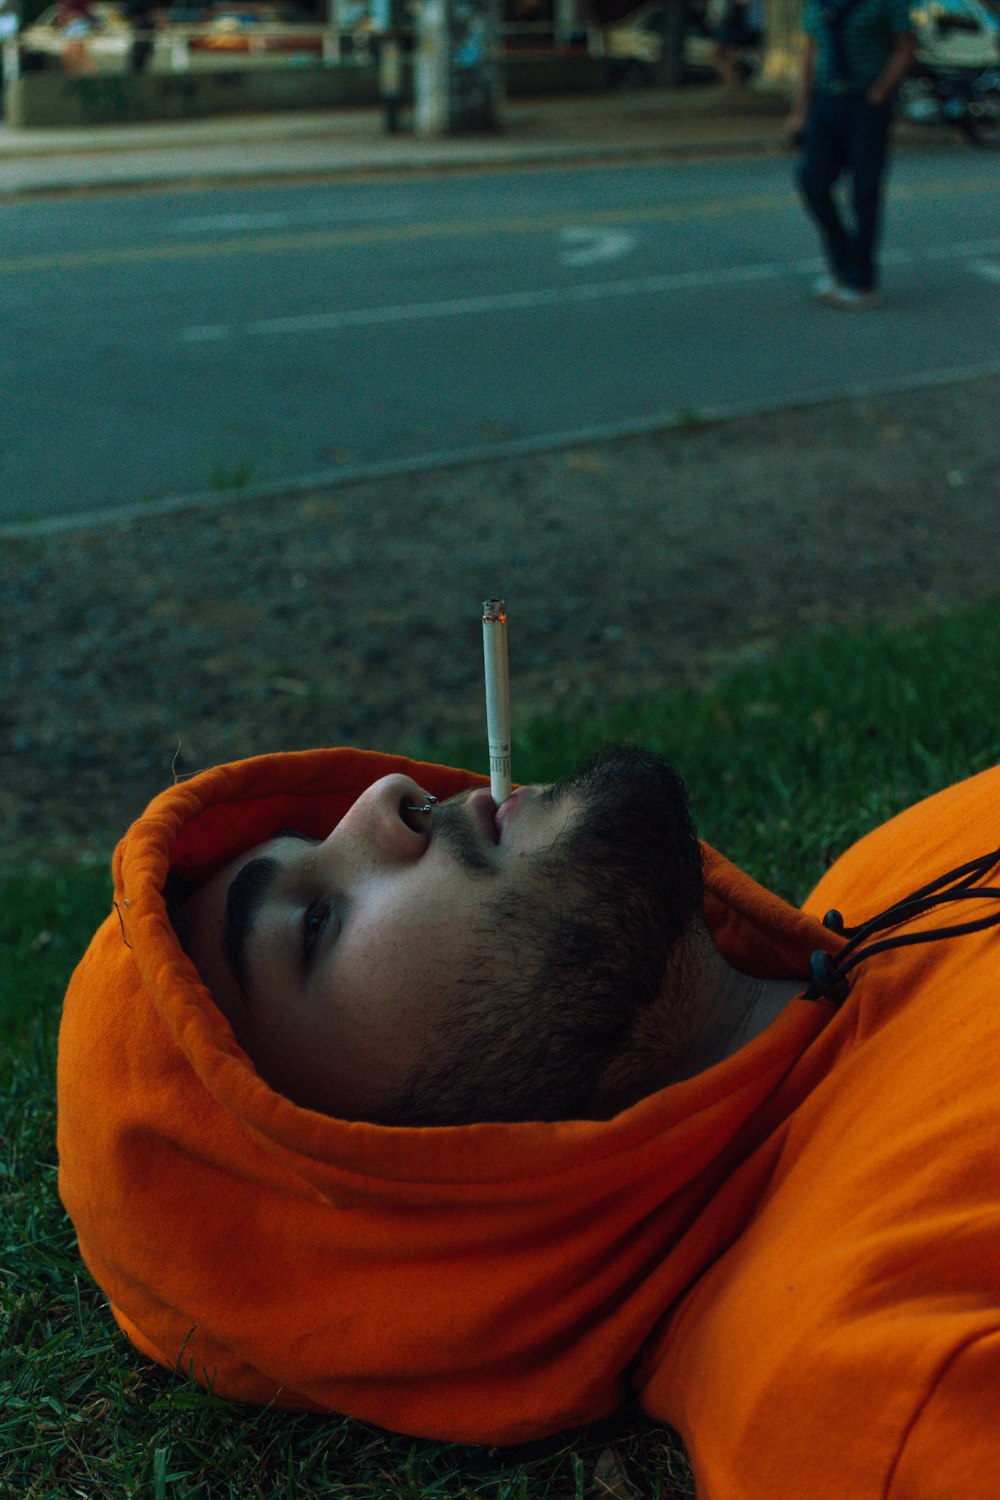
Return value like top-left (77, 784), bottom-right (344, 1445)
top-left (797, 93), bottom-right (894, 292)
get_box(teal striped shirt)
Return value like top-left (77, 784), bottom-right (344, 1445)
top-left (803, 0), bottom-right (913, 94)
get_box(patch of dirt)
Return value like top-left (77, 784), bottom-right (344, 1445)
top-left (2, 376), bottom-right (998, 871)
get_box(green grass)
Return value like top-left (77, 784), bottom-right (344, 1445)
top-left (208, 459), bottom-right (254, 494)
top-left (4, 599), bottom-right (1000, 1500)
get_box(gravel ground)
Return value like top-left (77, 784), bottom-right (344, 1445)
top-left (3, 375), bottom-right (998, 874)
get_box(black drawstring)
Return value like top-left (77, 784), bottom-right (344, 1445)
top-left (806, 846), bottom-right (1000, 1005)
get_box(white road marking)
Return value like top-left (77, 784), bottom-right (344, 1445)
top-left (177, 234), bottom-right (998, 344)
top-left (970, 260), bottom-right (1000, 282)
top-left (560, 226), bottom-right (637, 266)
top-left (178, 257), bottom-right (812, 343)
top-left (169, 203), bottom-right (415, 233)
top-left (924, 238), bottom-right (1000, 260)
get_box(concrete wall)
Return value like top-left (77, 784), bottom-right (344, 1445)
top-left (4, 64), bottom-right (379, 128)
top-left (506, 51), bottom-right (608, 97)
top-left (4, 53), bottom-right (608, 128)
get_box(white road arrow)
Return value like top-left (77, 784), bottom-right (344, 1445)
top-left (560, 226), bottom-right (637, 267)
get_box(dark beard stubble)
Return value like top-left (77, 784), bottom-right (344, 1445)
top-left (376, 745), bottom-right (705, 1127)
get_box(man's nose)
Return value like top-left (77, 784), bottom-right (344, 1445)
top-left (328, 774), bottom-right (434, 866)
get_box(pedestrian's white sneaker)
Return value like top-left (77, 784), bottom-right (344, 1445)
top-left (829, 286), bottom-right (880, 310)
top-left (812, 274), bottom-right (841, 301)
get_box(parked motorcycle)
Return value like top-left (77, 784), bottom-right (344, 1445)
top-left (903, 0), bottom-right (1000, 143)
top-left (902, 62), bottom-right (1000, 142)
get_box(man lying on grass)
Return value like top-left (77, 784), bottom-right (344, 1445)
top-left (58, 743), bottom-right (1000, 1500)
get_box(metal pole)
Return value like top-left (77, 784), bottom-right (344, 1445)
top-left (2, 35), bottom-right (21, 86)
top-left (414, 0), bottom-right (450, 135)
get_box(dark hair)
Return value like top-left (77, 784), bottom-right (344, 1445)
top-left (162, 867), bottom-right (197, 952)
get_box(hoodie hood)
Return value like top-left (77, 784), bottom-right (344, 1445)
top-left (57, 746), bottom-right (831, 1443)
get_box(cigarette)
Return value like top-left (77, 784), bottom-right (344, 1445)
top-left (482, 598), bottom-right (512, 805)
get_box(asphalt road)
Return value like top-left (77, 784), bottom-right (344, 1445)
top-left (3, 149), bottom-right (998, 524)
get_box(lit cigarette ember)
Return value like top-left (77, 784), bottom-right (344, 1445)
top-left (482, 599), bottom-right (512, 806)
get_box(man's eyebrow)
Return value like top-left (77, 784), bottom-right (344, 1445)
top-left (224, 856), bottom-right (282, 1000)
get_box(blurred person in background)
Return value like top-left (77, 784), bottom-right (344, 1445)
top-left (0, 0), bottom-right (20, 99)
top-left (712, 0), bottom-right (764, 86)
top-left (789, 0), bottom-right (915, 309)
top-left (58, 0), bottom-right (98, 71)
top-left (124, 0), bottom-right (156, 70)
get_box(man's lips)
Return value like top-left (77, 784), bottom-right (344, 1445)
top-left (495, 784), bottom-right (536, 835)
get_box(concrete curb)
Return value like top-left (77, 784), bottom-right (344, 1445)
top-left (5, 359), bottom-right (998, 539)
top-left (0, 87), bottom-right (807, 194)
top-left (0, 135), bottom-right (798, 195)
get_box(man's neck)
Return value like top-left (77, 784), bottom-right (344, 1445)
top-left (676, 964), bottom-right (804, 1081)
top-left (590, 949), bottom-right (807, 1117)
top-left (725, 972), bottom-right (807, 1058)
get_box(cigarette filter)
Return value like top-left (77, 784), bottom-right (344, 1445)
top-left (482, 599), bottom-right (512, 804)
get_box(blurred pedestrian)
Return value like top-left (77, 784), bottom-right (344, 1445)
top-left (58, 0), bottom-right (98, 73)
top-left (0, 0), bottom-right (19, 48)
top-left (789, 0), bottom-right (915, 309)
top-left (124, 0), bottom-right (156, 71)
top-left (0, 0), bottom-right (18, 105)
top-left (712, 0), bottom-right (763, 88)
top-left (376, 28), bottom-right (403, 132)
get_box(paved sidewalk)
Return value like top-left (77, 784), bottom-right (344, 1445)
top-left (0, 86), bottom-right (803, 194)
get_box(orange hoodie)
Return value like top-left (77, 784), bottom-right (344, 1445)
top-left (57, 751), bottom-right (1000, 1495)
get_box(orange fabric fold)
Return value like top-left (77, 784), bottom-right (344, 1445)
top-left (57, 750), bottom-right (1000, 1494)
top-left (638, 764), bottom-right (1000, 1497)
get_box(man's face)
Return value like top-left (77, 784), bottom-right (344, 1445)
top-left (179, 746), bottom-right (704, 1125)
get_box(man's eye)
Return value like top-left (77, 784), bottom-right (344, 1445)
top-left (302, 897), bottom-right (332, 968)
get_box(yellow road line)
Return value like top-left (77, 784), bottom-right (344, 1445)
top-left (0, 179), bottom-right (992, 276)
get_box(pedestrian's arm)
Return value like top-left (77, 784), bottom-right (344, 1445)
top-left (787, 34), bottom-right (815, 136)
top-left (867, 31), bottom-right (915, 105)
